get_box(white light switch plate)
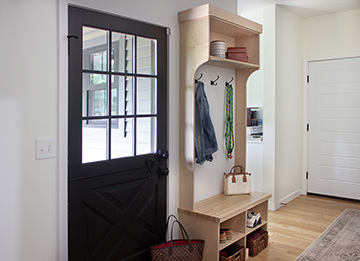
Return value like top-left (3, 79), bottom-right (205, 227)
top-left (36, 138), bottom-right (56, 160)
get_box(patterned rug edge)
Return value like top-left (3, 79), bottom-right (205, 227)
top-left (295, 208), bottom-right (360, 261)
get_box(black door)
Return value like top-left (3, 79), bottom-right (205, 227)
top-left (68, 6), bottom-right (168, 260)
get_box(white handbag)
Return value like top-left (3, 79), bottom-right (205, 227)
top-left (223, 165), bottom-right (251, 195)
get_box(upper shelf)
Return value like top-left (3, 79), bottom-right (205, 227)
top-left (178, 4), bottom-right (262, 37)
top-left (179, 4), bottom-right (262, 68)
top-left (207, 56), bottom-right (259, 70)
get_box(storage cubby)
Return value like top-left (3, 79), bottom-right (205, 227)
top-left (220, 237), bottom-right (246, 253)
top-left (220, 213), bottom-right (246, 251)
top-left (219, 241), bottom-right (246, 261)
top-left (178, 4), bottom-right (271, 260)
top-left (246, 201), bottom-right (268, 235)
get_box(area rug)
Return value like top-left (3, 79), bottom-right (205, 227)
top-left (296, 208), bottom-right (360, 261)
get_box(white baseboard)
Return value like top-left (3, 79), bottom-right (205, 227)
top-left (301, 186), bottom-right (307, 195)
top-left (268, 201), bottom-right (276, 211)
top-left (273, 189), bottom-right (302, 210)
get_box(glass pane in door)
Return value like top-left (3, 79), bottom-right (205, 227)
top-left (136, 117), bottom-right (157, 155)
top-left (111, 76), bottom-right (133, 116)
top-left (137, 77), bottom-right (157, 115)
top-left (111, 118), bottom-right (134, 159)
top-left (82, 26), bottom-right (109, 71)
top-left (137, 37), bottom-right (157, 75)
top-left (82, 73), bottom-right (108, 117)
top-left (112, 32), bottom-right (134, 73)
top-left (82, 119), bottom-right (108, 163)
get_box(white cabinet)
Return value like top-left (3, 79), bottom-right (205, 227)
top-left (246, 140), bottom-right (263, 192)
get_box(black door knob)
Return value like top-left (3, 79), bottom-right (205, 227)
top-left (158, 150), bottom-right (169, 160)
top-left (159, 166), bottom-right (169, 177)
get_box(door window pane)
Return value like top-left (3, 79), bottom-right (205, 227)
top-left (111, 118), bottom-right (134, 159)
top-left (112, 32), bottom-right (134, 73)
top-left (82, 73), bottom-right (108, 117)
top-left (137, 37), bottom-right (157, 75)
top-left (111, 76), bottom-right (133, 116)
top-left (90, 73), bottom-right (107, 85)
top-left (137, 78), bottom-right (157, 115)
top-left (82, 119), bottom-right (108, 163)
top-left (83, 27), bottom-right (108, 71)
top-left (136, 117), bottom-right (157, 155)
top-left (80, 28), bottom-right (160, 164)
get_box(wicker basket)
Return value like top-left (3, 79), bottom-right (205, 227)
top-left (219, 244), bottom-right (245, 261)
top-left (246, 229), bottom-right (268, 257)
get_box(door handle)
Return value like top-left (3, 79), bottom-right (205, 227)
top-left (158, 150), bottom-right (169, 160)
top-left (157, 150), bottom-right (169, 178)
top-left (158, 166), bottom-right (169, 178)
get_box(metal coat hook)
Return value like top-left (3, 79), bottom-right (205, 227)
top-left (210, 75), bottom-right (220, 86)
top-left (195, 73), bottom-right (203, 83)
top-left (226, 77), bottom-right (234, 86)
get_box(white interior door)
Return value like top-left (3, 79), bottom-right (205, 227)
top-left (308, 57), bottom-right (360, 200)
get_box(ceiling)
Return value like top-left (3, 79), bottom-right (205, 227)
top-left (238, 0), bottom-right (360, 18)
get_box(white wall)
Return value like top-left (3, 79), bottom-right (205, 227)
top-left (0, 1), bottom-right (58, 260)
top-left (242, 6), bottom-right (360, 209)
top-left (243, 8), bottom-right (264, 109)
top-left (302, 8), bottom-right (360, 58)
top-left (260, 5), bottom-right (277, 208)
top-left (242, 6), bottom-right (267, 200)
top-left (242, 5), bottom-right (303, 209)
top-left (301, 8), bottom-right (360, 194)
top-left (242, 5), bottom-right (277, 208)
top-left (274, 6), bottom-right (302, 205)
top-left (1, 0), bottom-right (237, 260)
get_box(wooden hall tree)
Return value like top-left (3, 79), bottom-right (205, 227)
top-left (178, 4), bottom-right (271, 260)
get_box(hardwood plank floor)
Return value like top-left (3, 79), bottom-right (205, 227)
top-left (248, 194), bottom-right (360, 261)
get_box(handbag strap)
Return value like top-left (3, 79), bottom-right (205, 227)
top-left (166, 214), bottom-right (185, 239)
top-left (228, 165), bottom-right (251, 183)
top-left (169, 220), bottom-right (194, 256)
top-left (229, 165), bottom-right (245, 174)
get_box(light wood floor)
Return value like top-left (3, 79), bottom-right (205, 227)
top-left (248, 194), bottom-right (360, 261)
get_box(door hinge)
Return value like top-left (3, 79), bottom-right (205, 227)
top-left (166, 27), bottom-right (171, 35)
top-left (307, 124), bottom-right (309, 131)
top-left (67, 35), bottom-right (78, 55)
top-left (307, 75), bottom-right (309, 83)
top-left (306, 172), bottom-right (308, 179)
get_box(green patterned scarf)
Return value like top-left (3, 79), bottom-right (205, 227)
top-left (225, 84), bottom-right (234, 159)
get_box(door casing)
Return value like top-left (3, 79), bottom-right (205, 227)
top-left (302, 54), bottom-right (360, 197)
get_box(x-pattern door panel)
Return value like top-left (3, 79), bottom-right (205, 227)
top-left (69, 166), bottom-right (165, 260)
